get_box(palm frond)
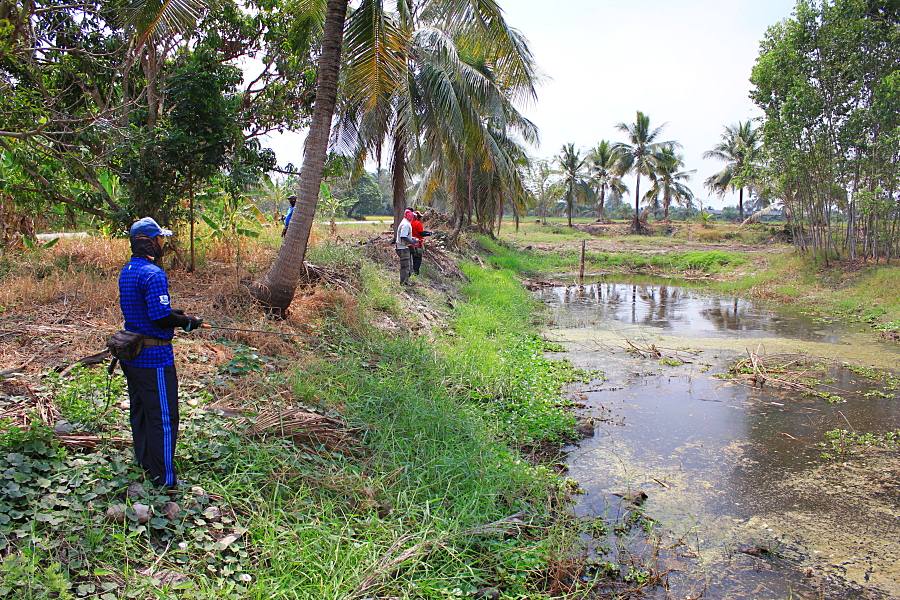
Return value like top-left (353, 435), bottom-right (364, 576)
top-left (344, 0), bottom-right (408, 112)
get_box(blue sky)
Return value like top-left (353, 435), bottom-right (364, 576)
top-left (261, 0), bottom-right (796, 208)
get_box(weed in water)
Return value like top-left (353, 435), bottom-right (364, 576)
top-left (659, 357), bottom-right (684, 367)
top-left (623, 565), bottom-right (651, 585)
top-left (818, 428), bottom-right (899, 458)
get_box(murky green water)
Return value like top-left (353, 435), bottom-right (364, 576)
top-left (538, 282), bottom-right (900, 599)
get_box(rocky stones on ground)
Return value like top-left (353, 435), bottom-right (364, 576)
top-left (162, 501), bottom-right (180, 520)
top-left (105, 504), bottom-right (126, 523)
top-left (203, 505), bottom-right (222, 522)
top-left (132, 503), bottom-right (151, 524)
top-left (53, 420), bottom-right (74, 435)
top-left (738, 544), bottom-right (773, 558)
top-left (575, 418), bottom-right (595, 438)
top-left (126, 482), bottom-right (146, 500)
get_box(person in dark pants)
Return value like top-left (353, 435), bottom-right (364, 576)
top-left (410, 211), bottom-right (433, 276)
top-left (395, 208), bottom-right (417, 285)
top-left (410, 211), bottom-right (424, 276)
top-left (119, 217), bottom-right (203, 488)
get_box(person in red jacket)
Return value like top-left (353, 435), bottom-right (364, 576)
top-left (410, 211), bottom-right (428, 276)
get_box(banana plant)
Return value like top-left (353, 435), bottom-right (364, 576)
top-left (315, 183), bottom-right (353, 237)
top-left (200, 188), bottom-right (265, 239)
top-left (22, 235), bottom-right (59, 250)
top-left (200, 186), bottom-right (266, 274)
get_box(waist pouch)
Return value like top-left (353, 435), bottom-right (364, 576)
top-left (106, 330), bottom-right (171, 361)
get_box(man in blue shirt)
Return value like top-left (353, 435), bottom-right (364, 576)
top-left (281, 194), bottom-right (297, 237)
top-left (119, 217), bottom-right (203, 488)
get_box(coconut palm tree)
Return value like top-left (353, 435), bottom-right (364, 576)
top-left (589, 140), bottom-right (627, 222)
top-left (703, 121), bottom-right (761, 221)
top-left (644, 145), bottom-right (695, 221)
top-left (556, 144), bottom-right (592, 228)
top-left (415, 111), bottom-right (535, 238)
top-left (250, 0), bottom-right (347, 313)
top-left (337, 0), bottom-right (537, 230)
top-left (613, 111), bottom-right (676, 232)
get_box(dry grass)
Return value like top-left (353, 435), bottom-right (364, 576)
top-left (235, 405), bottom-right (355, 453)
top-left (0, 270), bottom-right (120, 312)
top-left (293, 287), bottom-right (359, 329)
top-left (0, 236), bottom-right (361, 378)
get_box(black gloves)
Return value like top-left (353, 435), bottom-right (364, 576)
top-left (183, 317), bottom-right (203, 332)
top-left (152, 309), bottom-right (202, 332)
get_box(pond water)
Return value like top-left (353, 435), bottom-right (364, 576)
top-left (537, 282), bottom-right (900, 599)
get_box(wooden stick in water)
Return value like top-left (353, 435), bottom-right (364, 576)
top-left (578, 240), bottom-right (586, 283)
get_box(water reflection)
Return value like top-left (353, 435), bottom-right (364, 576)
top-left (539, 282), bottom-right (841, 341)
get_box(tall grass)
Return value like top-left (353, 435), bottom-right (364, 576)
top-left (233, 259), bottom-right (578, 597)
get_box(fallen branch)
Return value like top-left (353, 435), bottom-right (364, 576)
top-left (231, 406), bottom-right (357, 453)
top-left (302, 261), bottom-right (358, 294)
top-left (57, 349), bottom-right (110, 377)
top-left (0, 354), bottom-right (38, 378)
top-left (56, 434), bottom-right (130, 449)
top-left (625, 339), bottom-right (662, 359)
top-left (728, 350), bottom-right (858, 398)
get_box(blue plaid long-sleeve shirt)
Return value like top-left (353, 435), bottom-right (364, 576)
top-left (118, 257), bottom-right (175, 368)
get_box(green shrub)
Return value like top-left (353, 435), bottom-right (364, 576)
top-left (45, 366), bottom-right (125, 431)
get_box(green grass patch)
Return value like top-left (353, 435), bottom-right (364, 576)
top-left (819, 428), bottom-right (899, 458)
top-left (479, 236), bottom-right (745, 277)
top-left (447, 264), bottom-right (578, 446)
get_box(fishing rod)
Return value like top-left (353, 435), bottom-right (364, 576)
top-left (103, 323), bottom-right (305, 378)
top-left (201, 323), bottom-right (307, 337)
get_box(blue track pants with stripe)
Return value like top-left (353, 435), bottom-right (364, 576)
top-left (122, 364), bottom-right (179, 487)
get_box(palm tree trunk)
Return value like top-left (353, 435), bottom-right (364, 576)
top-left (143, 47), bottom-right (159, 129)
top-left (663, 190), bottom-right (670, 221)
top-left (250, 0), bottom-right (349, 314)
top-left (738, 187), bottom-right (744, 221)
top-left (391, 134), bottom-right (406, 230)
top-left (466, 161), bottom-right (473, 226)
top-left (598, 185), bottom-right (606, 221)
top-left (633, 173), bottom-right (642, 231)
top-left (567, 182), bottom-right (573, 228)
